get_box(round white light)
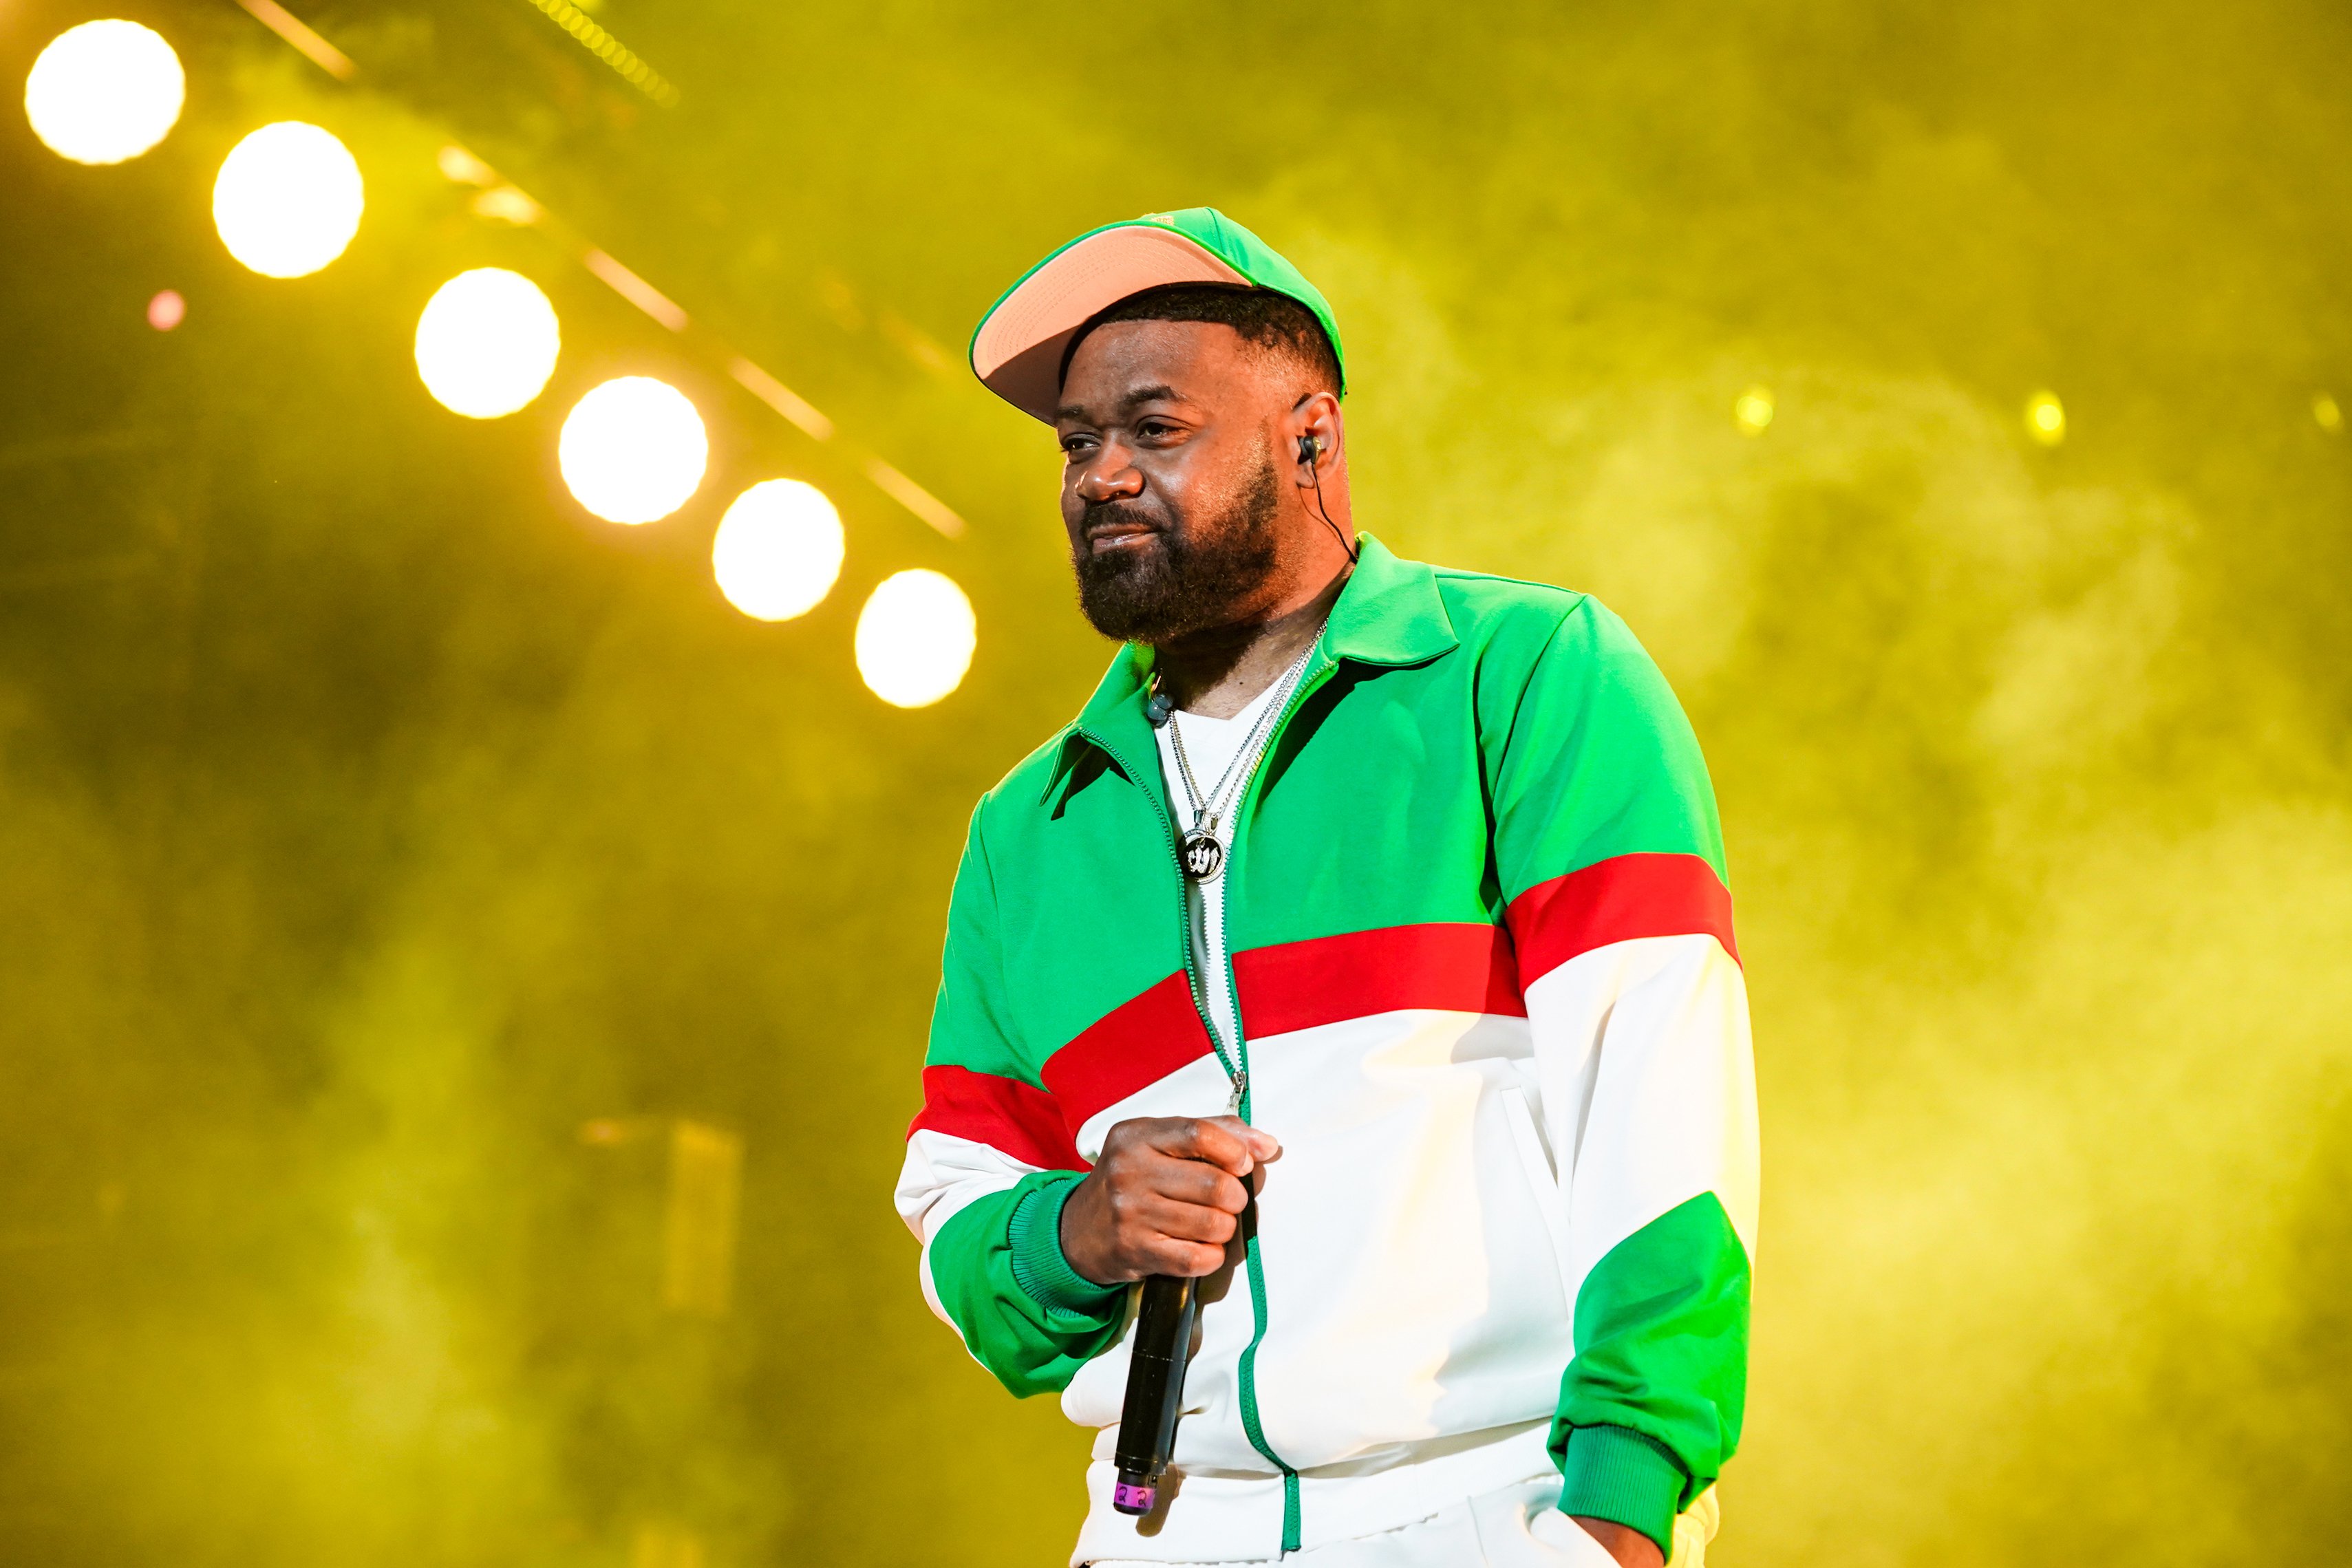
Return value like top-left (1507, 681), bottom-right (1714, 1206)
top-left (24, 21), bottom-right (184, 165)
top-left (558, 377), bottom-right (707, 524)
top-left (855, 570), bottom-right (975, 708)
top-left (212, 122), bottom-right (365, 278)
top-left (414, 269), bottom-right (561, 418)
top-left (712, 480), bottom-right (844, 621)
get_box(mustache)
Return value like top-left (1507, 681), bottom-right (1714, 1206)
top-left (1080, 500), bottom-right (1166, 536)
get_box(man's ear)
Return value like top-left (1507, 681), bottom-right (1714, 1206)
top-left (1288, 392), bottom-right (1343, 482)
top-left (1286, 391), bottom-right (1357, 564)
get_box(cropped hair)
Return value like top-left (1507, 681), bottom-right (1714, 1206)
top-left (1061, 283), bottom-right (1341, 395)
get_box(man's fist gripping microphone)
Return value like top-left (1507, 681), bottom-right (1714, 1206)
top-left (1070, 1115), bottom-right (1278, 1518)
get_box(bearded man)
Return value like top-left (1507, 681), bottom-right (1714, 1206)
top-left (895, 209), bottom-right (1757, 1568)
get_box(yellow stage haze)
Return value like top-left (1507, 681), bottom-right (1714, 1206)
top-left (3, 3), bottom-right (2351, 1565)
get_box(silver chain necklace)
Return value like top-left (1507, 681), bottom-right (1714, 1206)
top-left (1157, 633), bottom-right (1320, 883)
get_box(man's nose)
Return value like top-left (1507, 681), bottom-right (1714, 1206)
top-left (1073, 444), bottom-right (1144, 504)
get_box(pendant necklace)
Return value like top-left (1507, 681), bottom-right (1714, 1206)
top-left (1155, 632), bottom-right (1321, 885)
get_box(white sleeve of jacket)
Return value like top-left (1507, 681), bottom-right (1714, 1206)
top-left (1524, 931), bottom-right (1758, 1303)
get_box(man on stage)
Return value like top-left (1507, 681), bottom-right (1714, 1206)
top-left (895, 209), bottom-right (1757, 1568)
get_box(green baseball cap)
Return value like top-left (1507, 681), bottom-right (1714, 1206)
top-left (968, 206), bottom-right (1346, 424)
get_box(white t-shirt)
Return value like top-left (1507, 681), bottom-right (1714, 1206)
top-left (1151, 678), bottom-right (1286, 1076)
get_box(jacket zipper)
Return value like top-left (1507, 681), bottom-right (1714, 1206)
top-left (1219, 655), bottom-right (1337, 1556)
top-left (1078, 653), bottom-right (1336, 1558)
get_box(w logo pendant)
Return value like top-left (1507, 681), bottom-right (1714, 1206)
top-left (1179, 830), bottom-right (1223, 883)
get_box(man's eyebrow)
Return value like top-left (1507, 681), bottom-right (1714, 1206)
top-left (1054, 385), bottom-right (1195, 426)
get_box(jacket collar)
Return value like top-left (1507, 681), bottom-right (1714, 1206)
top-left (1318, 533), bottom-right (1457, 669)
top-left (1044, 534), bottom-right (1455, 802)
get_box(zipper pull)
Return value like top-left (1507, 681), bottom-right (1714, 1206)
top-left (1226, 1069), bottom-right (1248, 1116)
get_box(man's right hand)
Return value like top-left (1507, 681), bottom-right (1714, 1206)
top-left (1060, 1115), bottom-right (1282, 1284)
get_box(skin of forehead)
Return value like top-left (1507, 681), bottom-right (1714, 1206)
top-left (1057, 318), bottom-right (1303, 431)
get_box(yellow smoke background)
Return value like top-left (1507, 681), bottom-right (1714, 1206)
top-left (2, 0), bottom-right (2348, 1562)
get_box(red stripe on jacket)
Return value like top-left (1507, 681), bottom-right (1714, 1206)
top-left (908, 1064), bottom-right (1084, 1172)
top-left (912, 855), bottom-right (1733, 1163)
top-left (1041, 972), bottom-right (1217, 1144)
top-left (1507, 852), bottom-right (1738, 984)
top-left (1234, 922), bottom-right (1524, 1039)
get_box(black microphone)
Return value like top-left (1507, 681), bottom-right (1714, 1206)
top-left (1111, 1273), bottom-right (1199, 1515)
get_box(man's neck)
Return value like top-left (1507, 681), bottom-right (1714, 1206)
top-left (1152, 564), bottom-right (1351, 720)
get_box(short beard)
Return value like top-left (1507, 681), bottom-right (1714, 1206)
top-left (1072, 447), bottom-right (1281, 643)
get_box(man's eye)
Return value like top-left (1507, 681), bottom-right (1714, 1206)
top-left (1137, 421), bottom-right (1175, 440)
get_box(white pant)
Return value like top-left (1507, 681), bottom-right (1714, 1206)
top-left (1088, 1475), bottom-right (1718, 1568)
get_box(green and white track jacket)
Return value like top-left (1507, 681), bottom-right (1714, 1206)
top-left (895, 539), bottom-right (1757, 1565)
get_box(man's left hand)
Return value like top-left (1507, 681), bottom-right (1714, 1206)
top-left (1571, 1516), bottom-right (1665, 1568)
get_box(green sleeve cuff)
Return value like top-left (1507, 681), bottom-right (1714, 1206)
top-left (1556, 1424), bottom-right (1686, 1563)
top-left (1006, 1174), bottom-right (1124, 1319)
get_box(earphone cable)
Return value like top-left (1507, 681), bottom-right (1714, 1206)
top-left (1298, 432), bottom-right (1360, 564)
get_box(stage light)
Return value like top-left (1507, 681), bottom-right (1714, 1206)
top-left (2313, 394), bottom-right (2342, 433)
top-left (414, 269), bottom-right (560, 418)
top-left (471, 186), bottom-right (542, 226)
top-left (712, 480), bottom-right (844, 621)
top-left (147, 290), bottom-right (184, 331)
top-left (24, 21), bottom-right (184, 165)
top-left (559, 377), bottom-right (707, 524)
top-left (1733, 385), bottom-right (1773, 436)
top-left (436, 144), bottom-right (496, 186)
top-left (2024, 390), bottom-right (2066, 447)
top-left (212, 122), bottom-right (363, 278)
top-left (855, 570), bottom-right (974, 708)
